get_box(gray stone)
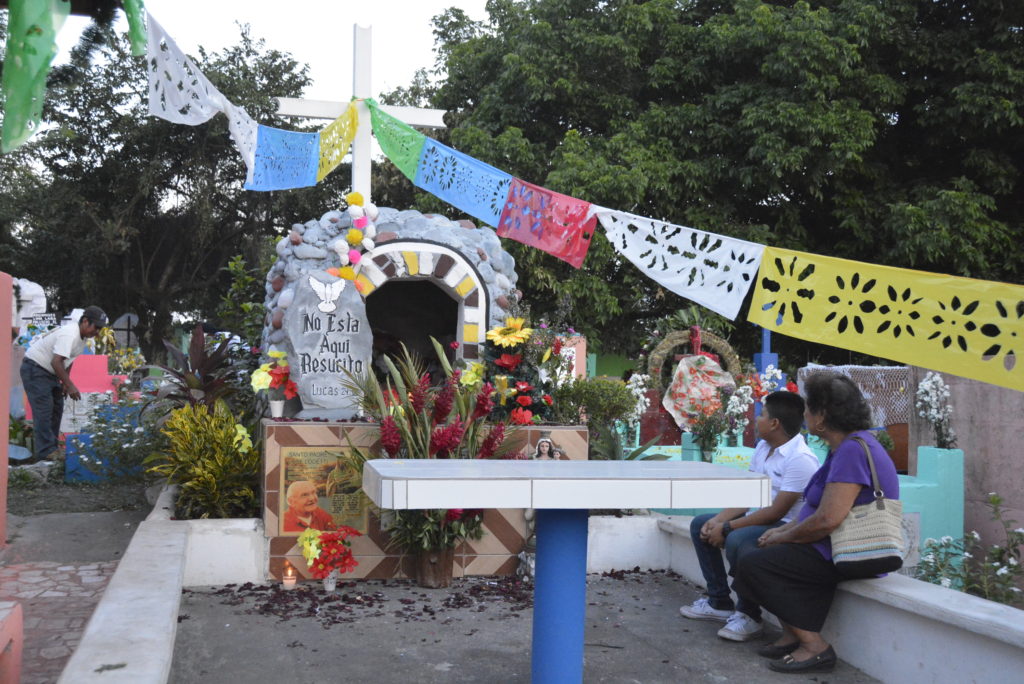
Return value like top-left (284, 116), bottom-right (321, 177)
top-left (274, 237), bottom-right (291, 258)
top-left (302, 225), bottom-right (323, 244)
top-left (292, 222), bottom-right (305, 234)
top-left (477, 261), bottom-right (496, 283)
top-left (267, 328), bottom-right (286, 345)
top-left (293, 243), bottom-right (328, 260)
top-left (277, 287), bottom-right (295, 309)
top-left (283, 271), bottom-right (371, 414)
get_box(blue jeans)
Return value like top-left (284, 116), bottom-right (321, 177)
top-left (20, 359), bottom-right (64, 459)
top-left (690, 512), bottom-right (781, 620)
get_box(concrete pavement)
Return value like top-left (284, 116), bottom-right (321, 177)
top-left (0, 510), bottom-right (147, 684)
top-left (173, 570), bottom-right (881, 684)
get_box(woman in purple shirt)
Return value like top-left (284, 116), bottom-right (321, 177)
top-left (731, 372), bottom-right (899, 674)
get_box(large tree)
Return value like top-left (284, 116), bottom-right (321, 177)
top-left (0, 23), bottom-right (352, 359)
top-left (405, 0), bottom-right (1024, 356)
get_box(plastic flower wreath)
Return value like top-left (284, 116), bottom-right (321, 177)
top-left (297, 526), bottom-right (362, 579)
top-left (251, 350), bottom-right (298, 400)
top-left (486, 317), bottom-right (533, 347)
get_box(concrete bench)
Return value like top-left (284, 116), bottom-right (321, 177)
top-left (655, 514), bottom-right (1024, 683)
top-left (0, 601), bottom-right (24, 684)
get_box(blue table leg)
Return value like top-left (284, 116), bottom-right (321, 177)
top-left (532, 508), bottom-right (589, 684)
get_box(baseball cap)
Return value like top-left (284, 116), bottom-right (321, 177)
top-left (83, 306), bottom-right (108, 327)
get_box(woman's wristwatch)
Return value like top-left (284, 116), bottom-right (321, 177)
top-left (722, 521), bottom-right (734, 537)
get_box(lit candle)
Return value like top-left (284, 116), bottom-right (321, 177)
top-left (282, 566), bottom-right (297, 590)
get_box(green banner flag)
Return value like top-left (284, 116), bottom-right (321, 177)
top-left (1, 0), bottom-right (71, 153)
top-left (366, 98), bottom-right (426, 182)
top-left (122, 0), bottom-right (147, 56)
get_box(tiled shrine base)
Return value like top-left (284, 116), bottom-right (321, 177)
top-left (263, 421), bottom-right (587, 581)
top-left (0, 561), bottom-right (117, 684)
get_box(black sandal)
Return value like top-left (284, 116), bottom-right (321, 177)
top-left (768, 645), bottom-right (837, 673)
top-left (757, 641), bottom-right (799, 659)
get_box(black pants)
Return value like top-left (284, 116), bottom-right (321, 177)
top-left (731, 543), bottom-right (843, 633)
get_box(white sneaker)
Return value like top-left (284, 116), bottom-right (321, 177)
top-left (678, 597), bottom-right (732, 622)
top-left (717, 611), bottom-right (764, 641)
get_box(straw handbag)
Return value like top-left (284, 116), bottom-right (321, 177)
top-left (831, 437), bottom-right (904, 578)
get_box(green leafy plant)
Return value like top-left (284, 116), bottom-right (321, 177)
top-left (553, 377), bottom-right (637, 427)
top-left (145, 325), bottom-right (235, 416)
top-left (589, 430), bottom-right (668, 461)
top-left (916, 493), bottom-right (1023, 607)
top-left (215, 254), bottom-right (269, 347)
top-left (9, 415), bottom-right (33, 453)
top-left (145, 400), bottom-right (260, 519)
top-left (342, 338), bottom-right (518, 551)
top-left (8, 467), bottom-right (39, 490)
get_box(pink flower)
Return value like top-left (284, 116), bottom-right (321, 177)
top-left (477, 423), bottom-right (506, 459)
top-left (472, 383), bottom-right (495, 420)
top-left (449, 340), bottom-right (460, 350)
top-left (381, 415), bottom-right (402, 457)
top-left (411, 373), bottom-right (431, 413)
top-left (445, 509), bottom-right (463, 523)
top-left (430, 417), bottom-right (465, 458)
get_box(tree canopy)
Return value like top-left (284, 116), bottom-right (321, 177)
top-left (0, 21), bottom-right (352, 359)
top-left (408, 0), bottom-right (1024, 357)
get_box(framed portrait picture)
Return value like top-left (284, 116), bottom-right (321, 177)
top-left (279, 446), bottom-right (368, 536)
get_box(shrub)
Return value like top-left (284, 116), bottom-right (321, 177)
top-left (552, 377), bottom-right (637, 426)
top-left (146, 401), bottom-right (260, 519)
top-left (916, 492), bottom-right (1023, 607)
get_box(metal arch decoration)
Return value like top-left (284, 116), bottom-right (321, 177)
top-left (646, 329), bottom-right (742, 392)
top-left (355, 240), bottom-right (490, 360)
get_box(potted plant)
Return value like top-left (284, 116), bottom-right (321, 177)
top-left (250, 350), bottom-right (298, 417)
top-left (297, 526), bottom-right (361, 592)
top-left (343, 338), bottom-right (519, 587)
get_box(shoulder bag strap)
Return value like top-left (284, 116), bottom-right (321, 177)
top-left (853, 436), bottom-right (886, 509)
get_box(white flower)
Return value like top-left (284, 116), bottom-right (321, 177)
top-left (996, 566), bottom-right (1010, 576)
top-left (939, 577), bottom-right (952, 588)
top-left (970, 531), bottom-right (981, 540)
top-left (1012, 587), bottom-right (1022, 593)
top-left (940, 535), bottom-right (953, 544)
top-left (963, 552), bottom-right (972, 559)
top-left (1009, 557), bottom-right (1018, 566)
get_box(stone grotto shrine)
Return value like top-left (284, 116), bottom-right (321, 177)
top-left (262, 207), bottom-right (520, 418)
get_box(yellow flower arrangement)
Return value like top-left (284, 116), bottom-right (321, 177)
top-left (486, 317), bottom-right (533, 348)
top-left (346, 229), bottom-right (364, 246)
top-left (460, 362), bottom-right (485, 387)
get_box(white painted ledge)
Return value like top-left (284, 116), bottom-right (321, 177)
top-left (656, 514), bottom-right (1024, 683)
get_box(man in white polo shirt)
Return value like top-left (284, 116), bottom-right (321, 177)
top-left (679, 390), bottom-right (819, 642)
top-left (20, 306), bottom-right (107, 461)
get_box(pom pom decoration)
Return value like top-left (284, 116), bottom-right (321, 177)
top-left (346, 205), bottom-right (365, 219)
top-left (364, 202), bottom-right (379, 221)
top-left (364, 223), bottom-right (377, 239)
top-left (337, 266), bottom-right (357, 280)
top-left (344, 191), bottom-right (364, 206)
top-left (353, 215), bottom-right (370, 230)
top-left (362, 237), bottom-right (376, 251)
top-left (348, 249), bottom-right (362, 265)
top-left (346, 229), bottom-right (364, 246)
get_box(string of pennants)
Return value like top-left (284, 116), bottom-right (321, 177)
top-left (7, 9), bottom-right (1023, 393)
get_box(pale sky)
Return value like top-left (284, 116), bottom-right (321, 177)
top-left (56, 0), bottom-right (491, 102)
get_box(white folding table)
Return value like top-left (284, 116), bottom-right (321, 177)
top-left (362, 459), bottom-right (771, 683)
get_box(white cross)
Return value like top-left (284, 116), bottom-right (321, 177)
top-left (275, 25), bottom-right (446, 203)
